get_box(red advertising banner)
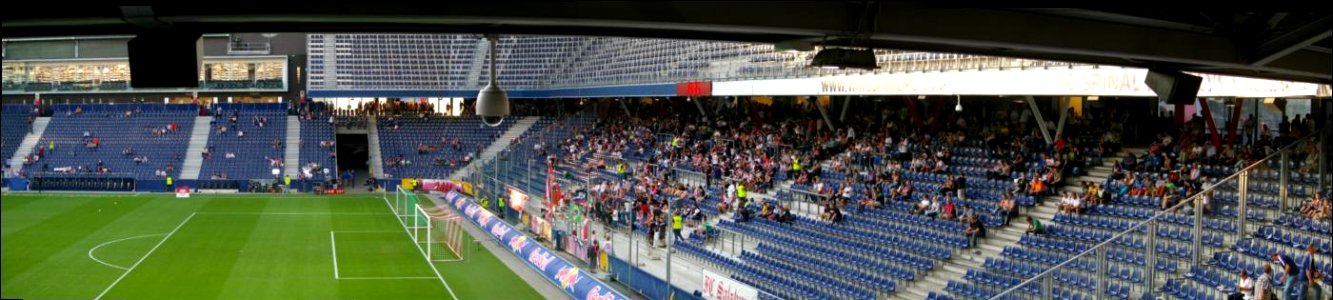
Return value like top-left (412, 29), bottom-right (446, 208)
top-left (676, 81), bottom-right (713, 97)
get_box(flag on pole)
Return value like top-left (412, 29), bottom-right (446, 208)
top-left (545, 165), bottom-right (556, 205)
top-left (581, 218), bottom-right (590, 240)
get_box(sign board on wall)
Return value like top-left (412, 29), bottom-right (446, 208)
top-left (508, 188), bottom-right (529, 211)
top-left (702, 269), bottom-right (758, 300)
top-left (713, 68), bottom-right (1324, 97)
top-left (676, 81), bottom-right (713, 97)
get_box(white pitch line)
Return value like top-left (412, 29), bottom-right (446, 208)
top-left (2, 193), bottom-right (360, 199)
top-left (381, 193), bottom-right (460, 300)
top-left (330, 231), bottom-right (341, 279)
top-left (94, 212), bottom-right (196, 300)
top-left (87, 234), bottom-right (167, 271)
top-left (196, 212), bottom-right (390, 216)
top-left (339, 276), bottom-right (438, 280)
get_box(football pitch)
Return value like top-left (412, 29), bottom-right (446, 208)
top-left (1, 192), bottom-right (543, 300)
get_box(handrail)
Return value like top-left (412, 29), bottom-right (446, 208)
top-left (989, 127), bottom-right (1327, 299)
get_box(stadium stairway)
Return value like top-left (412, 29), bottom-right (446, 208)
top-left (179, 116), bottom-right (213, 180)
top-left (7, 117), bottom-right (49, 168)
top-left (447, 116), bottom-right (540, 180)
top-left (905, 190), bottom-right (1064, 300)
top-left (464, 40), bottom-right (489, 88)
top-left (284, 116), bottom-right (300, 176)
top-left (368, 116), bottom-right (384, 178)
top-left (909, 150), bottom-right (1134, 300)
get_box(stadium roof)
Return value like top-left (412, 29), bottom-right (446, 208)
top-left (3, 4), bottom-right (1330, 84)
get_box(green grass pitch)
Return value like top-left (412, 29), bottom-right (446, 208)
top-left (1, 192), bottom-right (543, 300)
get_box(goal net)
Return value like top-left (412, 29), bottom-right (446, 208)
top-left (391, 189), bottom-right (466, 262)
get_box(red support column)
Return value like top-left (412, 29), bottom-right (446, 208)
top-left (905, 96), bottom-right (923, 128)
top-left (930, 97), bottom-right (945, 133)
top-left (1197, 98), bottom-right (1222, 149)
top-left (1174, 103), bottom-right (1186, 127)
top-left (1227, 98), bottom-right (1244, 145)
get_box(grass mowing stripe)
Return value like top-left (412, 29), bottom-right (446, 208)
top-left (0, 196), bottom-right (93, 237)
top-left (0, 196), bottom-right (151, 284)
top-left (94, 212), bottom-right (196, 300)
top-left (215, 212), bottom-right (339, 300)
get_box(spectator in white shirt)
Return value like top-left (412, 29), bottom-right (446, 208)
top-left (1229, 270), bottom-right (1254, 300)
top-left (925, 198), bottom-right (941, 219)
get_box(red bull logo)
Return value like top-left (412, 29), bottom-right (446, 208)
top-left (490, 223), bottom-right (510, 238)
top-left (477, 211), bottom-right (492, 226)
top-left (528, 249), bottom-right (556, 271)
top-left (584, 286), bottom-right (616, 300)
top-left (554, 267), bottom-right (580, 290)
top-left (508, 235), bottom-right (529, 253)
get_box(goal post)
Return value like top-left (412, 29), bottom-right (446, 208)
top-left (415, 205), bottom-right (466, 262)
top-left (393, 188), bottom-right (418, 220)
top-left (382, 187), bottom-right (468, 264)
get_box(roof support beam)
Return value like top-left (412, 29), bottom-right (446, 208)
top-left (3, 3), bottom-right (1330, 83)
top-left (1249, 16), bottom-right (1332, 66)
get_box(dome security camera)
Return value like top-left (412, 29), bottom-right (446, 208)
top-left (475, 35), bottom-right (509, 127)
top-left (477, 83), bottom-right (509, 127)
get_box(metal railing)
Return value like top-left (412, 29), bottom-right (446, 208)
top-left (989, 127), bottom-right (1329, 300)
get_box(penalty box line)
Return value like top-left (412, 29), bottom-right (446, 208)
top-left (329, 230), bottom-right (452, 282)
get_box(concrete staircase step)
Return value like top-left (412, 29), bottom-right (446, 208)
top-left (368, 116), bottom-right (383, 178)
top-left (7, 117), bottom-right (50, 168)
top-left (180, 116), bottom-right (213, 180)
top-left (899, 287), bottom-right (931, 300)
top-left (1086, 170), bottom-right (1113, 178)
top-left (448, 117), bottom-right (541, 180)
top-left (284, 116), bottom-right (300, 176)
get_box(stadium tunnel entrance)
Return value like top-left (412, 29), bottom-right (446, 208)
top-left (336, 133), bottom-right (371, 188)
